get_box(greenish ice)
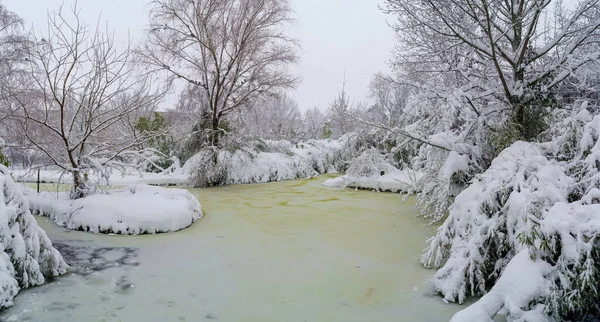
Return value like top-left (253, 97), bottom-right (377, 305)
top-left (1, 176), bottom-right (468, 321)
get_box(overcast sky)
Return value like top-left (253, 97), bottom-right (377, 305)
top-left (5, 0), bottom-right (395, 111)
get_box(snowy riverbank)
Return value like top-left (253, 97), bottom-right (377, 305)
top-left (24, 185), bottom-right (202, 235)
top-left (10, 137), bottom-right (352, 189)
top-left (11, 168), bottom-right (188, 186)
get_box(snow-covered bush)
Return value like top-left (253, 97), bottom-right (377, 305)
top-left (324, 148), bottom-right (420, 193)
top-left (184, 148), bottom-right (228, 187)
top-left (346, 148), bottom-right (398, 178)
top-left (431, 106), bottom-right (600, 321)
top-left (181, 136), bottom-right (367, 187)
top-left (423, 141), bottom-right (570, 303)
top-left (411, 132), bottom-right (486, 223)
top-left (0, 165), bottom-right (68, 309)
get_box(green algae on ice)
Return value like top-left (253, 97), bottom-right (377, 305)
top-left (4, 176), bottom-right (467, 322)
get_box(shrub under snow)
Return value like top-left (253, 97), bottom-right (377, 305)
top-left (0, 165), bottom-right (68, 309)
top-left (429, 109), bottom-right (600, 321)
top-left (323, 148), bottom-right (419, 192)
top-left (183, 138), bottom-right (353, 187)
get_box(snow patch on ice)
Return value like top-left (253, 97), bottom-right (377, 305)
top-left (24, 185), bottom-right (202, 235)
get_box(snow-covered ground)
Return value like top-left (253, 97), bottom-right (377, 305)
top-left (11, 168), bottom-right (187, 186)
top-left (0, 165), bottom-right (68, 309)
top-left (24, 185), bottom-right (202, 235)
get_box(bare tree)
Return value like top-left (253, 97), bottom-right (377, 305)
top-left (303, 106), bottom-right (326, 140)
top-left (231, 92), bottom-right (302, 140)
top-left (327, 78), bottom-right (363, 138)
top-left (0, 3), bottom-right (29, 121)
top-left (367, 73), bottom-right (409, 127)
top-left (2, 4), bottom-right (164, 199)
top-left (141, 0), bottom-right (300, 144)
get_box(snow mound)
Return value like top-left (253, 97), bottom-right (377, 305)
top-left (323, 149), bottom-right (420, 192)
top-left (450, 250), bottom-right (552, 322)
top-left (25, 185), bottom-right (202, 235)
top-left (0, 165), bottom-right (68, 309)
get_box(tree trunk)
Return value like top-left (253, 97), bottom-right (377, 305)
top-left (210, 114), bottom-right (220, 146)
top-left (71, 170), bottom-right (84, 199)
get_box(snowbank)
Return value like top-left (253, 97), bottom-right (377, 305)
top-left (450, 250), bottom-right (552, 322)
top-left (323, 149), bottom-right (420, 192)
top-left (0, 165), bottom-right (68, 309)
top-left (24, 185), bottom-right (202, 235)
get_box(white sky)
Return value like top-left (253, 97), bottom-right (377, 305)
top-left (5, 0), bottom-right (395, 111)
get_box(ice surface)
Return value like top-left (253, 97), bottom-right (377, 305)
top-left (0, 176), bottom-right (470, 321)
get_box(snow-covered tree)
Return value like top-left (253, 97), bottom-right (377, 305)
top-left (0, 164), bottom-right (68, 309)
top-left (377, 2), bottom-right (600, 318)
top-left (384, 0), bottom-right (600, 137)
top-left (0, 3), bottom-right (31, 166)
top-left (326, 80), bottom-right (365, 138)
top-left (141, 0), bottom-right (300, 143)
top-left (380, 0), bottom-right (600, 221)
top-left (366, 73), bottom-right (408, 127)
top-left (0, 2), bottom-right (28, 90)
top-left (303, 107), bottom-right (327, 140)
top-left (2, 4), bottom-right (164, 199)
top-left (425, 105), bottom-right (600, 320)
top-left (231, 93), bottom-right (303, 141)
top-left (133, 112), bottom-right (175, 172)
top-left (169, 84), bottom-right (211, 141)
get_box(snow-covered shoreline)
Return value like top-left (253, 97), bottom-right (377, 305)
top-left (24, 185), bottom-right (203, 235)
top-left (9, 138), bottom-right (350, 189)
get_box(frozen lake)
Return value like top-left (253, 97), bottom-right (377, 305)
top-left (1, 176), bottom-right (467, 321)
